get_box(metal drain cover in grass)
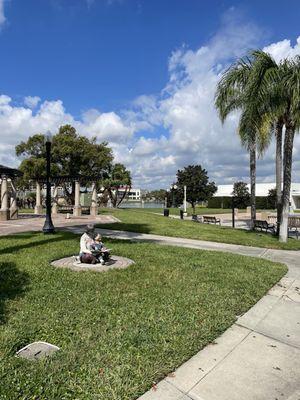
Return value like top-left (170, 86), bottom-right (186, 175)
top-left (16, 341), bottom-right (60, 360)
top-left (51, 255), bottom-right (134, 272)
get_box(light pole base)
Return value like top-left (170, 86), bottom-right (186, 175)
top-left (43, 216), bottom-right (55, 234)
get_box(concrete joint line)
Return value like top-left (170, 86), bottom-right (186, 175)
top-left (185, 328), bottom-right (253, 394)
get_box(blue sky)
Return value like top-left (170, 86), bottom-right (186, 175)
top-left (1, 0), bottom-right (300, 188)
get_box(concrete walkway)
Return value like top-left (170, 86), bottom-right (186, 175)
top-left (63, 226), bottom-right (300, 400)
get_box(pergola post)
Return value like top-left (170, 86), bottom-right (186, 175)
top-left (52, 185), bottom-right (58, 215)
top-left (0, 176), bottom-right (10, 221)
top-left (90, 182), bottom-right (98, 216)
top-left (10, 180), bottom-right (18, 220)
top-left (73, 180), bottom-right (82, 217)
top-left (35, 181), bottom-right (43, 214)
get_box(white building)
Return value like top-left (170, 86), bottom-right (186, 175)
top-left (215, 183), bottom-right (300, 210)
top-left (118, 188), bottom-right (141, 201)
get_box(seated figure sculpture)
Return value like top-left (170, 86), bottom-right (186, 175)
top-left (79, 224), bottom-right (110, 265)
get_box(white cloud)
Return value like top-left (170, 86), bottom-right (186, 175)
top-left (2, 10), bottom-right (300, 189)
top-left (0, 0), bottom-right (6, 28)
top-left (24, 96), bottom-right (41, 109)
top-left (0, 97), bottom-right (135, 167)
top-left (263, 37), bottom-right (300, 63)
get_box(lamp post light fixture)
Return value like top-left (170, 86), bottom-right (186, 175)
top-left (170, 184), bottom-right (178, 208)
top-left (42, 131), bottom-right (55, 234)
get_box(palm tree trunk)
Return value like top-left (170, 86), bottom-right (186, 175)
top-left (249, 139), bottom-right (256, 228)
top-left (275, 119), bottom-right (283, 235)
top-left (279, 123), bottom-right (295, 242)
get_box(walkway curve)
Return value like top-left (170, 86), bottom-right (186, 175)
top-left (62, 226), bottom-right (300, 400)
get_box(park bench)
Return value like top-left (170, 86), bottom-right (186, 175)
top-left (203, 215), bottom-right (221, 225)
top-left (253, 219), bottom-right (275, 234)
top-left (57, 205), bottom-right (90, 215)
top-left (288, 216), bottom-right (300, 239)
top-left (192, 214), bottom-right (201, 223)
top-left (58, 205), bottom-right (73, 213)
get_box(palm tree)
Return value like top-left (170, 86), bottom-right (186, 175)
top-left (215, 55), bottom-right (271, 226)
top-left (244, 51), bottom-right (284, 234)
top-left (250, 55), bottom-right (300, 241)
top-left (277, 57), bottom-right (300, 241)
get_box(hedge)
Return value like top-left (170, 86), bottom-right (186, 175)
top-left (207, 196), bottom-right (275, 209)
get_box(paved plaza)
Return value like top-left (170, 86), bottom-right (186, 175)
top-left (0, 213), bottom-right (119, 236)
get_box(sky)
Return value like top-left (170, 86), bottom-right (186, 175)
top-left (1, 0), bottom-right (300, 189)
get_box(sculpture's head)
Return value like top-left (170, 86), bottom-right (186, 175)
top-left (85, 224), bottom-right (95, 237)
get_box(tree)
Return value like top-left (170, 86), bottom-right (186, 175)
top-left (267, 188), bottom-right (277, 210)
top-left (232, 181), bottom-right (250, 209)
top-left (103, 163), bottom-right (132, 208)
top-left (175, 165), bottom-right (217, 214)
top-left (142, 189), bottom-right (167, 202)
top-left (215, 51), bottom-right (275, 228)
top-left (16, 125), bottom-right (114, 203)
top-left (263, 57), bottom-right (300, 241)
top-left (244, 54), bottom-right (300, 241)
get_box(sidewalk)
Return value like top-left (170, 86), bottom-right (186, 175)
top-left (63, 226), bottom-right (300, 400)
top-left (0, 213), bottom-right (118, 236)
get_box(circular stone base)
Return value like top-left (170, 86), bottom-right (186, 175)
top-left (51, 255), bottom-right (134, 272)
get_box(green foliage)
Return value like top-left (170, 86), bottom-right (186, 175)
top-left (15, 125), bottom-right (132, 205)
top-left (103, 163), bottom-right (132, 207)
top-left (232, 181), bottom-right (250, 208)
top-left (142, 189), bottom-right (167, 202)
top-left (267, 188), bottom-right (277, 209)
top-left (207, 196), bottom-right (232, 209)
top-left (0, 231), bottom-right (286, 398)
top-left (175, 165), bottom-right (217, 213)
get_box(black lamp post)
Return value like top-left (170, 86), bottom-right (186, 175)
top-left (42, 132), bottom-right (55, 234)
top-left (170, 184), bottom-right (178, 208)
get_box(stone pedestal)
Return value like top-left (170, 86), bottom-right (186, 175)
top-left (90, 205), bottom-right (98, 216)
top-left (10, 182), bottom-right (18, 219)
top-left (10, 206), bottom-right (18, 220)
top-left (73, 181), bottom-right (82, 217)
top-left (0, 210), bottom-right (10, 221)
top-left (52, 203), bottom-right (58, 215)
top-left (52, 186), bottom-right (58, 215)
top-left (0, 176), bottom-right (10, 221)
top-left (73, 205), bottom-right (82, 217)
top-left (90, 182), bottom-right (98, 216)
top-left (35, 182), bottom-right (42, 215)
top-left (34, 205), bottom-right (43, 214)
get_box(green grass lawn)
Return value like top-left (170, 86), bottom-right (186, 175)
top-left (0, 231), bottom-right (286, 399)
top-left (18, 208), bottom-right (35, 214)
top-left (122, 206), bottom-right (235, 216)
top-left (97, 209), bottom-right (300, 250)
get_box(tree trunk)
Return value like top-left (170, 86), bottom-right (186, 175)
top-left (275, 119), bottom-right (283, 235)
top-left (249, 139), bottom-right (256, 228)
top-left (279, 123), bottom-right (295, 242)
top-left (117, 186), bottom-right (130, 207)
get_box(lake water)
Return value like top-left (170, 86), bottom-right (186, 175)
top-left (120, 202), bottom-right (164, 209)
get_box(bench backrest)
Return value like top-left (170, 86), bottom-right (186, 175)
top-left (254, 219), bottom-right (268, 227)
top-left (203, 216), bottom-right (217, 221)
top-left (288, 217), bottom-right (300, 228)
